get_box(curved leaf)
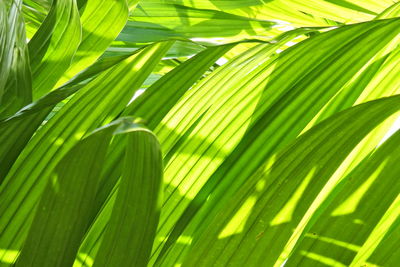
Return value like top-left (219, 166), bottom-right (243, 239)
top-left (28, 0), bottom-right (81, 98)
top-left (0, 0), bottom-right (31, 119)
top-left (93, 128), bottom-right (163, 267)
top-left (55, 0), bottom-right (129, 87)
top-left (182, 95), bottom-right (400, 267)
top-left (153, 18), bottom-right (400, 265)
top-left (285, 128), bottom-right (400, 266)
top-left (0, 41), bottom-right (171, 264)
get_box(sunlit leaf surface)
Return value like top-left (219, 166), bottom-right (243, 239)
top-left (0, 0), bottom-right (399, 266)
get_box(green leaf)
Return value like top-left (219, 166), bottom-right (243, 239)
top-left (375, 1), bottom-right (400, 19)
top-left (15, 120), bottom-right (119, 267)
top-left (124, 43), bottom-right (235, 128)
top-left (152, 18), bottom-right (400, 265)
top-left (0, 41), bottom-right (171, 264)
top-left (93, 129), bottom-right (163, 267)
top-left (55, 0), bottom-right (129, 87)
top-left (28, 0), bottom-right (81, 98)
top-left (0, 50), bottom-right (133, 183)
top-left (121, 3), bottom-right (276, 45)
top-left (180, 95), bottom-right (400, 267)
top-left (357, 198), bottom-right (400, 266)
top-left (0, 0), bottom-right (32, 119)
top-left (21, 0), bottom-right (50, 38)
top-left (0, 1), bottom-right (15, 93)
top-left (69, 42), bottom-right (235, 266)
top-left (15, 118), bottom-right (163, 267)
top-left (165, 0), bottom-right (395, 25)
top-left (97, 43), bottom-right (234, 201)
top-left (1, 2), bottom-right (400, 266)
top-left (284, 129), bottom-right (400, 266)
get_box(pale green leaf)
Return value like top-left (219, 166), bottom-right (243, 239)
top-left (55, 0), bottom-right (129, 87)
top-left (121, 3), bottom-right (276, 45)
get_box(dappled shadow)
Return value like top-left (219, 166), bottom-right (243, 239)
top-left (284, 152), bottom-right (399, 266)
top-left (126, 3), bottom-right (275, 44)
top-left (164, 128), bottom-right (398, 266)
top-left (3, 6), bottom-right (399, 266)
top-left (150, 19), bottom-right (400, 266)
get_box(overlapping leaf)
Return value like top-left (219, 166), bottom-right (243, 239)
top-left (72, 42), bottom-right (235, 266)
top-left (152, 18), bottom-right (400, 265)
top-left (1, 1), bottom-right (400, 266)
top-left (180, 95), bottom-right (400, 267)
top-left (0, 41), bottom-right (171, 264)
top-left (15, 119), bottom-right (163, 267)
top-left (0, 0), bottom-right (31, 119)
top-left (28, 0), bottom-right (81, 98)
top-left (55, 0), bottom-right (129, 87)
top-left (93, 128), bottom-right (163, 267)
top-left (155, 0), bottom-right (396, 26)
top-left (285, 127), bottom-right (400, 266)
top-left (121, 3), bottom-right (276, 45)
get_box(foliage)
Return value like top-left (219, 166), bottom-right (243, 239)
top-left (0, 0), bottom-right (400, 266)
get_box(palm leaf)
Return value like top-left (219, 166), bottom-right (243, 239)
top-left (0, 1), bottom-right (399, 266)
top-left (0, 0), bottom-right (31, 119)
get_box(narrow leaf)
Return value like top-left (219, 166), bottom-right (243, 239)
top-left (93, 129), bottom-right (163, 267)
